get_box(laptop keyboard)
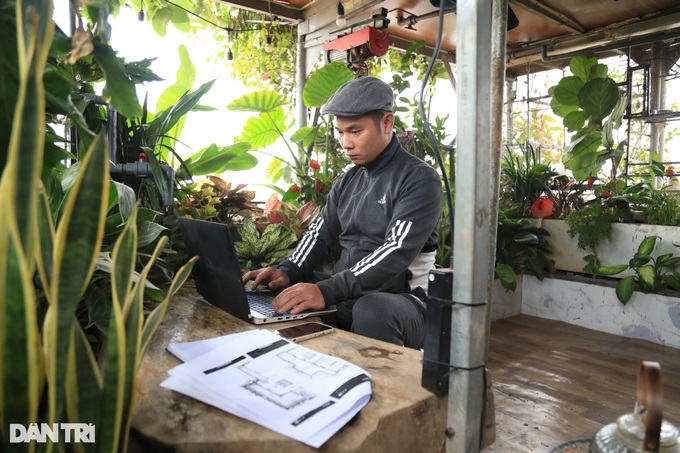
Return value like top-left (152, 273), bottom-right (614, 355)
top-left (246, 292), bottom-right (284, 317)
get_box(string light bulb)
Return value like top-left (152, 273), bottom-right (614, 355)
top-left (138, 0), bottom-right (145, 21)
top-left (264, 35), bottom-right (273, 53)
top-left (227, 48), bottom-right (233, 61)
top-left (336, 2), bottom-right (346, 27)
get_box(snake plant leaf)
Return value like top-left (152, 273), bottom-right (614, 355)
top-left (1, 227), bottom-right (42, 445)
top-left (302, 61), bottom-right (354, 108)
top-left (50, 132), bottom-right (109, 429)
top-left (66, 322), bottom-right (103, 438)
top-left (36, 182), bottom-right (56, 296)
top-left (616, 276), bottom-right (636, 304)
top-left (112, 206), bottom-right (138, 312)
top-left (595, 264), bottom-right (628, 276)
top-left (579, 78), bottom-right (619, 122)
top-left (553, 76), bottom-right (584, 106)
top-left (569, 55), bottom-right (599, 83)
top-left (141, 251), bottom-right (198, 355)
top-left (1, 0), bottom-right (52, 440)
top-left (228, 90), bottom-right (288, 113)
top-left (637, 236), bottom-right (658, 256)
top-left (97, 277), bottom-right (126, 453)
top-left (635, 265), bottom-right (658, 293)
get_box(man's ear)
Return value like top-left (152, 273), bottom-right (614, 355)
top-left (383, 112), bottom-right (395, 134)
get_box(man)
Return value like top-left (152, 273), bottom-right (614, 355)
top-left (243, 76), bottom-right (443, 349)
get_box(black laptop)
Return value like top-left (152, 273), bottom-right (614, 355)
top-left (178, 217), bottom-right (336, 324)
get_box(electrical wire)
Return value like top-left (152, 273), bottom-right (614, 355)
top-left (418, 1), bottom-right (455, 269)
top-left (160, 0), bottom-right (263, 33)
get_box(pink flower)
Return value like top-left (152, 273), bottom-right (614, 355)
top-left (261, 72), bottom-right (270, 81)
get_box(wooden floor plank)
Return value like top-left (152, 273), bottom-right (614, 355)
top-left (484, 315), bottom-right (680, 452)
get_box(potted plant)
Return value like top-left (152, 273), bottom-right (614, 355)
top-left (549, 54), bottom-right (628, 188)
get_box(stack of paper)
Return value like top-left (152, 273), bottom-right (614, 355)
top-left (161, 330), bottom-right (372, 448)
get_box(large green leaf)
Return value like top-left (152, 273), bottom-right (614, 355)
top-left (241, 108), bottom-right (286, 150)
top-left (596, 264), bottom-right (628, 276)
top-left (553, 76), bottom-right (584, 106)
top-left (183, 142), bottom-right (257, 177)
top-left (635, 265), bottom-right (658, 293)
top-left (616, 276), bottom-right (635, 304)
top-left (155, 45), bottom-right (197, 148)
top-left (570, 55), bottom-right (598, 82)
top-left (563, 110), bottom-right (589, 132)
top-left (302, 61), bottom-right (354, 108)
top-left (93, 42), bottom-right (142, 119)
top-left (227, 90), bottom-right (288, 113)
top-left (495, 263), bottom-right (517, 292)
top-left (579, 78), bottom-right (619, 122)
top-left (146, 79), bottom-right (216, 144)
top-left (550, 97), bottom-right (579, 118)
top-left (662, 274), bottom-right (680, 292)
top-left (636, 236), bottom-right (658, 256)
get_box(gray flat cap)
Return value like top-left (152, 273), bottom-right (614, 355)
top-left (321, 76), bottom-right (393, 116)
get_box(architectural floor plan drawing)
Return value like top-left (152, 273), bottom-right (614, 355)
top-left (162, 329), bottom-right (372, 448)
top-left (240, 344), bottom-right (350, 409)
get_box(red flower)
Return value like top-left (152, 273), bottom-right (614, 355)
top-left (261, 72), bottom-right (270, 81)
top-left (291, 185), bottom-right (301, 193)
top-left (309, 159), bottom-right (321, 170)
top-left (601, 190), bottom-right (612, 198)
top-left (315, 180), bottom-right (326, 193)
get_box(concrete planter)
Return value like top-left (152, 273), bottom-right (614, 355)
top-left (519, 274), bottom-right (680, 349)
top-left (539, 219), bottom-right (680, 278)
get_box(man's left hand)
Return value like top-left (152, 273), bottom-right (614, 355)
top-left (272, 283), bottom-right (325, 315)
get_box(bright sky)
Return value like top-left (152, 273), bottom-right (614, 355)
top-left (52, 0), bottom-right (279, 200)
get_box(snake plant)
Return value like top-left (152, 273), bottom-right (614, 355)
top-left (0, 1), bottom-right (197, 452)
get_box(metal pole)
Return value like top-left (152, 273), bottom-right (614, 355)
top-left (296, 28), bottom-right (308, 129)
top-left (448, 0), bottom-right (505, 451)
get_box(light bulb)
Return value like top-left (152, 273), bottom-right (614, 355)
top-left (336, 2), bottom-right (346, 27)
top-left (227, 48), bottom-right (233, 61)
top-left (264, 36), bottom-right (273, 53)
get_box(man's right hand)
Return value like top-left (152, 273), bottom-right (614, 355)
top-left (242, 267), bottom-right (291, 290)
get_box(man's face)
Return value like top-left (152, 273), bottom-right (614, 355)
top-left (334, 113), bottom-right (394, 166)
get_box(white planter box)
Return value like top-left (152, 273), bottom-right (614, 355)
top-left (519, 274), bottom-right (680, 349)
top-left (539, 219), bottom-right (680, 278)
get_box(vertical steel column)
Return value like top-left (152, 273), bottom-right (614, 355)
top-left (448, 0), bottom-right (506, 451)
top-left (649, 42), bottom-right (666, 187)
top-left (295, 28), bottom-right (308, 129)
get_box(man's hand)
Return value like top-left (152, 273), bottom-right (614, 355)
top-left (242, 267), bottom-right (290, 290)
top-left (272, 283), bottom-right (326, 315)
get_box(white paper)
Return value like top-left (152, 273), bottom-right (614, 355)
top-left (161, 330), bottom-right (371, 448)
